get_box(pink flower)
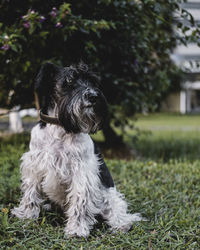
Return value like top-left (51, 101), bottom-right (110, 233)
top-left (1, 44), bottom-right (10, 51)
top-left (4, 35), bottom-right (9, 41)
top-left (21, 15), bottom-right (27, 20)
top-left (51, 11), bottom-right (57, 17)
top-left (23, 21), bottom-right (30, 29)
top-left (55, 22), bottom-right (63, 28)
top-left (39, 16), bottom-right (46, 23)
top-left (51, 7), bottom-right (57, 17)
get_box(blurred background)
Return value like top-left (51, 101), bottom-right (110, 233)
top-left (1, 0), bottom-right (200, 159)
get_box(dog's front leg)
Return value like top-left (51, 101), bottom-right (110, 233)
top-left (64, 163), bottom-right (101, 238)
top-left (12, 152), bottom-right (44, 219)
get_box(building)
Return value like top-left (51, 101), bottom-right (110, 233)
top-left (163, 0), bottom-right (200, 113)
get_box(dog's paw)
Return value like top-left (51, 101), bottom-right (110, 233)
top-left (11, 206), bottom-right (40, 219)
top-left (64, 224), bottom-right (90, 238)
top-left (109, 213), bottom-right (148, 233)
top-left (131, 213), bottom-right (148, 222)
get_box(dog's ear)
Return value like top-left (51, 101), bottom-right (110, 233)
top-left (35, 62), bottom-right (60, 113)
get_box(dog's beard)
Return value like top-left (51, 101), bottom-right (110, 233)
top-left (58, 94), bottom-right (105, 134)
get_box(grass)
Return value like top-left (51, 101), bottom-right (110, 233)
top-left (0, 114), bottom-right (200, 249)
top-left (130, 113), bottom-right (200, 161)
top-left (135, 113), bottom-right (200, 129)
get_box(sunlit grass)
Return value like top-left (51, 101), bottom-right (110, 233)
top-left (135, 113), bottom-right (200, 129)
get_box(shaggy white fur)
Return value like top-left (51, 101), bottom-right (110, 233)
top-left (12, 123), bottom-right (142, 237)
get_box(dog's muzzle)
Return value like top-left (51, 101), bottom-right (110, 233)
top-left (83, 88), bottom-right (100, 107)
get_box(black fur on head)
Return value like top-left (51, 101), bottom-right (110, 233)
top-left (35, 62), bottom-right (108, 134)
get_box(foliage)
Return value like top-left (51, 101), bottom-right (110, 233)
top-left (0, 0), bottom-right (200, 132)
top-left (0, 131), bottom-right (200, 248)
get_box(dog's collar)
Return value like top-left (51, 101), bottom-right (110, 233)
top-left (39, 110), bottom-right (60, 126)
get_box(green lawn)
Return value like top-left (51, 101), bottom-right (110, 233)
top-left (131, 113), bottom-right (200, 161)
top-left (135, 113), bottom-right (200, 130)
top-left (0, 114), bottom-right (200, 249)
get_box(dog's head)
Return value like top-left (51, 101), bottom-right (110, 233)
top-left (35, 62), bottom-right (108, 134)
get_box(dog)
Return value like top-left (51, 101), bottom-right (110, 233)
top-left (12, 62), bottom-right (143, 237)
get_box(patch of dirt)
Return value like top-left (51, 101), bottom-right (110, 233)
top-left (96, 141), bottom-right (136, 160)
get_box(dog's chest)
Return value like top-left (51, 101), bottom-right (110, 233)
top-left (30, 124), bottom-right (94, 173)
top-left (29, 124), bottom-right (97, 205)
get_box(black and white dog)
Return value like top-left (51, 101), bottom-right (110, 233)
top-left (12, 62), bottom-right (142, 237)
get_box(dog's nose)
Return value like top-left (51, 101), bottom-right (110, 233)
top-left (88, 93), bottom-right (98, 104)
top-left (84, 92), bottom-right (98, 104)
